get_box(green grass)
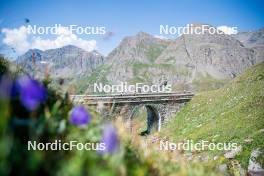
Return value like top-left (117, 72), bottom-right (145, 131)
top-left (145, 44), bottom-right (167, 63)
top-left (74, 65), bottom-right (111, 94)
top-left (161, 62), bottom-right (264, 168)
top-left (193, 72), bottom-right (228, 92)
top-left (164, 56), bottom-right (176, 63)
top-left (131, 61), bottom-right (192, 85)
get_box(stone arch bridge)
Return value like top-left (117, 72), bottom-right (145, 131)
top-left (70, 92), bottom-right (194, 135)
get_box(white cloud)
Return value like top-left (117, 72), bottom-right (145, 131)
top-left (2, 26), bottom-right (30, 54)
top-left (2, 25), bottom-right (97, 54)
top-left (217, 26), bottom-right (238, 35)
top-left (154, 35), bottom-right (168, 40)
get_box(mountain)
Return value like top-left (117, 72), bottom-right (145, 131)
top-left (233, 28), bottom-right (264, 63)
top-left (233, 28), bottom-right (264, 48)
top-left (154, 27), bottom-right (257, 90)
top-left (104, 32), bottom-right (171, 83)
top-left (85, 26), bottom-right (262, 93)
top-left (16, 26), bottom-right (264, 94)
top-left (16, 45), bottom-right (105, 79)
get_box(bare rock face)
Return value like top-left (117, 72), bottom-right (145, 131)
top-left (248, 149), bottom-right (264, 176)
top-left (251, 46), bottom-right (264, 64)
top-left (105, 32), bottom-right (171, 83)
top-left (16, 45), bottom-right (105, 79)
top-left (233, 28), bottom-right (264, 64)
top-left (233, 28), bottom-right (264, 48)
top-left (224, 145), bottom-right (242, 159)
top-left (155, 30), bottom-right (256, 86)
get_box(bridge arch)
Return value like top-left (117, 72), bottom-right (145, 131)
top-left (70, 92), bottom-right (194, 135)
top-left (128, 104), bottom-right (161, 135)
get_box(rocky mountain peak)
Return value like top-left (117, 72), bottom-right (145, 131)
top-left (119, 31), bottom-right (168, 46)
top-left (106, 31), bottom-right (170, 63)
top-left (233, 27), bottom-right (264, 47)
top-left (16, 45), bottom-right (105, 79)
top-left (60, 44), bottom-right (79, 50)
top-left (135, 31), bottom-right (153, 38)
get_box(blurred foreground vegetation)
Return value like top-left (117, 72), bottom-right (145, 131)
top-left (0, 57), bottom-right (157, 176)
top-left (2, 56), bottom-right (263, 176)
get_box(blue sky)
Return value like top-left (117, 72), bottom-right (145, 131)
top-left (0, 0), bottom-right (264, 58)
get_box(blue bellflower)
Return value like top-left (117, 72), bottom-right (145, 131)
top-left (100, 124), bottom-right (119, 154)
top-left (69, 106), bottom-right (91, 126)
top-left (17, 76), bottom-right (46, 111)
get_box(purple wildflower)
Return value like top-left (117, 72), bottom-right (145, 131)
top-left (100, 124), bottom-right (119, 154)
top-left (69, 106), bottom-right (91, 126)
top-left (17, 76), bottom-right (46, 111)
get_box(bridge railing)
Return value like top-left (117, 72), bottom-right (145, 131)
top-left (70, 91), bottom-right (193, 98)
top-left (70, 92), bottom-right (194, 105)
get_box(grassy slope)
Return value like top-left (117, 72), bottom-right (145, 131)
top-left (162, 62), bottom-right (264, 168)
top-left (73, 64), bottom-right (111, 94)
top-left (192, 72), bottom-right (228, 92)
